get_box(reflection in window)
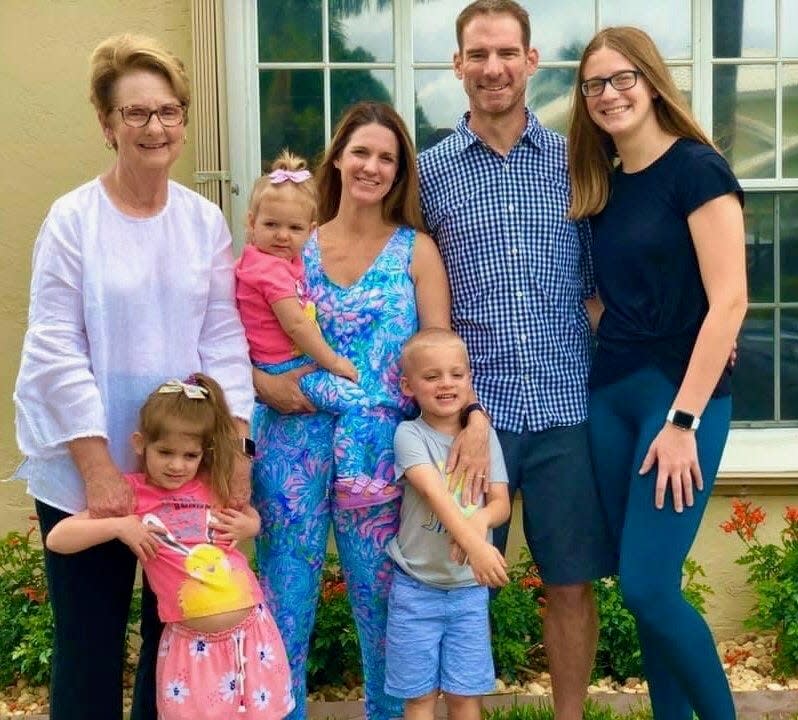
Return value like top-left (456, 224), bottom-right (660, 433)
top-left (415, 69), bottom-right (467, 151)
top-left (784, 65), bottom-right (798, 178)
top-left (601, 0), bottom-right (690, 59)
top-left (528, 68), bottom-right (576, 136)
top-left (782, 194), bottom-right (798, 302)
top-left (745, 193), bottom-right (775, 303)
top-left (782, 309), bottom-right (798, 420)
top-left (734, 309), bottom-right (775, 421)
top-left (258, 0), bottom-right (322, 62)
top-left (714, 0), bottom-right (775, 59)
top-left (713, 65), bottom-right (776, 179)
top-left (331, 70), bottom-right (394, 128)
top-left (784, 1), bottom-right (798, 57)
top-left (331, 0), bottom-right (393, 63)
top-left (259, 71), bottom-right (324, 171)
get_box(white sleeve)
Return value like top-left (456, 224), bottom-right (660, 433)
top-left (14, 208), bottom-right (107, 453)
top-left (197, 212), bottom-right (255, 422)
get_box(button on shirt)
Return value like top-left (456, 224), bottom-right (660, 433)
top-left (419, 110), bottom-right (594, 433)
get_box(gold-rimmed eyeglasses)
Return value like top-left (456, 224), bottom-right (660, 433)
top-left (580, 70), bottom-right (642, 98)
top-left (115, 104), bottom-right (186, 128)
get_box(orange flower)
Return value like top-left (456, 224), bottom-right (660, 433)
top-left (784, 507), bottom-right (798, 524)
top-left (720, 499), bottom-right (766, 541)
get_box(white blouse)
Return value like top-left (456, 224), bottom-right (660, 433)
top-left (14, 178), bottom-right (254, 513)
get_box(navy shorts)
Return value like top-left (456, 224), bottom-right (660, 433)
top-left (493, 422), bottom-right (615, 585)
top-left (384, 570), bottom-right (495, 698)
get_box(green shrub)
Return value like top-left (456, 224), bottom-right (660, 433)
top-left (490, 548), bottom-right (545, 681)
top-left (0, 520), bottom-right (150, 689)
top-left (721, 499), bottom-right (798, 676)
top-left (307, 554), bottom-right (362, 690)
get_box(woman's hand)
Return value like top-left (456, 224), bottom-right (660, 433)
top-left (227, 453), bottom-right (253, 510)
top-left (252, 365), bottom-right (316, 414)
top-left (209, 506), bottom-right (261, 548)
top-left (447, 412), bottom-right (490, 505)
top-left (70, 437), bottom-right (133, 517)
top-left (639, 423), bottom-right (703, 512)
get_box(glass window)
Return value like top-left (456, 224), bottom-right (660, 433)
top-left (244, 0), bottom-right (798, 426)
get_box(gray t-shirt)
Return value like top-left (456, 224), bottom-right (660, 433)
top-left (388, 417), bottom-right (509, 589)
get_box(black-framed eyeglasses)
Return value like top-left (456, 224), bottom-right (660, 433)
top-left (116, 104), bottom-right (186, 128)
top-left (580, 70), bottom-right (642, 98)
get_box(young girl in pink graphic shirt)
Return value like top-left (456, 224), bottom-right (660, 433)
top-left (46, 374), bottom-right (293, 720)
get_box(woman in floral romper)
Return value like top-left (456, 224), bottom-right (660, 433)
top-left (251, 102), bottom-right (451, 720)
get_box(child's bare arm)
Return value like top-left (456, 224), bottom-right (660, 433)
top-left (46, 511), bottom-right (160, 563)
top-left (450, 482), bottom-right (511, 564)
top-left (404, 464), bottom-right (508, 587)
top-left (209, 505), bottom-right (261, 548)
top-left (271, 298), bottom-right (358, 381)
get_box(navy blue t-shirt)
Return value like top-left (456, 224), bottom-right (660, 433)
top-left (589, 138), bottom-right (743, 397)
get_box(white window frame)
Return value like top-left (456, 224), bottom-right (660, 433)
top-left (223, 0), bottom-right (798, 475)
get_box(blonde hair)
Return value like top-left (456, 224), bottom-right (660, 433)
top-left (400, 328), bottom-right (470, 374)
top-left (456, 0), bottom-right (531, 51)
top-left (315, 102), bottom-right (425, 231)
top-left (568, 26), bottom-right (714, 219)
top-left (246, 150), bottom-right (317, 241)
top-left (138, 373), bottom-right (240, 504)
top-left (89, 33), bottom-right (190, 122)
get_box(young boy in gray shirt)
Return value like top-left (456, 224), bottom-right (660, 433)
top-left (385, 328), bottom-right (510, 720)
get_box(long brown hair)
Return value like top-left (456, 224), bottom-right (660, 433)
top-left (137, 373), bottom-right (240, 504)
top-left (568, 26), bottom-right (714, 219)
top-left (315, 102), bottom-right (425, 231)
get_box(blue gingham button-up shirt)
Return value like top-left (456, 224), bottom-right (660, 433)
top-left (418, 110), bottom-right (594, 433)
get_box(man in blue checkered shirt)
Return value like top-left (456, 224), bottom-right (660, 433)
top-left (418, 2), bottom-right (615, 717)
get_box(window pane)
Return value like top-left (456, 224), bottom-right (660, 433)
top-left (668, 65), bottom-right (692, 106)
top-left (331, 0), bottom-right (393, 62)
top-left (331, 70), bottom-right (394, 129)
top-left (259, 70), bottom-right (323, 171)
top-left (781, 193), bottom-right (798, 302)
top-left (258, 0), bottom-right (321, 62)
top-left (600, 0), bottom-right (690, 59)
top-left (414, 69), bottom-right (467, 151)
top-left (782, 309), bottom-right (798, 420)
top-left (713, 65), bottom-right (776, 178)
top-left (733, 309), bottom-right (775, 421)
top-left (529, 0), bottom-right (593, 62)
top-left (714, 0), bottom-right (776, 58)
top-left (784, 65), bottom-right (798, 178)
top-left (745, 193), bottom-right (775, 303)
top-left (529, 68), bottom-right (576, 137)
top-left (413, 0), bottom-right (466, 62)
top-left (784, 1), bottom-right (798, 57)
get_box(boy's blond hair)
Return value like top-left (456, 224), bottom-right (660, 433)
top-left (400, 328), bottom-right (470, 374)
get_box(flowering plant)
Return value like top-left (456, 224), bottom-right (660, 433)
top-left (721, 498), bottom-right (798, 676)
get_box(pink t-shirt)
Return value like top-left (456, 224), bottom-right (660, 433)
top-left (127, 473), bottom-right (263, 623)
top-left (235, 244), bottom-right (317, 364)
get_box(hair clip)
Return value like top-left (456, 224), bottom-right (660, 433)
top-left (268, 169), bottom-right (311, 184)
top-left (157, 379), bottom-right (208, 400)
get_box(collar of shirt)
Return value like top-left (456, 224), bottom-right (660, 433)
top-left (449, 108), bottom-right (545, 155)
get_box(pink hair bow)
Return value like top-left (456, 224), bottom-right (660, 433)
top-left (268, 169), bottom-right (311, 184)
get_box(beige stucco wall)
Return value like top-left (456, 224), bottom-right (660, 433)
top-left (0, 1), bottom-right (192, 529)
top-left (0, 1), bottom-right (794, 644)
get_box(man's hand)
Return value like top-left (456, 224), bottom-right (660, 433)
top-left (253, 366), bottom-right (316, 414)
top-left (446, 411), bottom-right (490, 505)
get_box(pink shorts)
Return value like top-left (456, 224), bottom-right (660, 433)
top-left (156, 604), bottom-right (294, 720)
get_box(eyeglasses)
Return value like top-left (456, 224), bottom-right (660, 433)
top-left (115, 104), bottom-right (186, 128)
top-left (580, 70), bottom-right (642, 97)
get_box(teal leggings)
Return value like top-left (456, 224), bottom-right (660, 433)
top-left (588, 366), bottom-right (734, 720)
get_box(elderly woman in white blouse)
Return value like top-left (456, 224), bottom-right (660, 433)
top-left (13, 34), bottom-right (253, 720)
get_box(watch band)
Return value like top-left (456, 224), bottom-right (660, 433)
top-left (666, 408), bottom-right (700, 431)
top-left (460, 401), bottom-right (491, 425)
top-left (240, 437), bottom-right (256, 458)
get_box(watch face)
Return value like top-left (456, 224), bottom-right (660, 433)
top-left (671, 410), bottom-right (695, 429)
top-left (242, 438), bottom-right (256, 458)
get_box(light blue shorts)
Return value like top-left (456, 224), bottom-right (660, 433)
top-left (384, 569), bottom-right (495, 698)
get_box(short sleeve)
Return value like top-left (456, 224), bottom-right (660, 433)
top-left (393, 422), bottom-right (434, 478)
top-left (679, 146), bottom-right (744, 216)
top-left (487, 429), bottom-right (509, 484)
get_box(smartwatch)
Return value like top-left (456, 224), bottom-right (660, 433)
top-left (666, 408), bottom-right (700, 431)
top-left (240, 437), bottom-right (256, 458)
top-left (460, 402), bottom-right (491, 426)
